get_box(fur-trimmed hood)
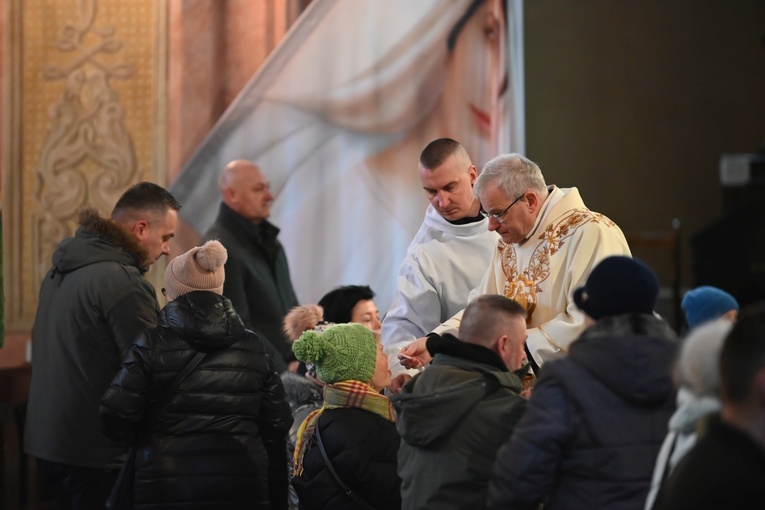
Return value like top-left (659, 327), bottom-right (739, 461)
top-left (279, 371), bottom-right (323, 413)
top-left (51, 208), bottom-right (149, 275)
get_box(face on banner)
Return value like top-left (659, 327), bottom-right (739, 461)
top-left (362, 0), bottom-right (510, 238)
top-left (277, 0), bottom-right (510, 309)
top-left (441, 0), bottom-right (507, 167)
top-left (170, 0), bottom-right (522, 311)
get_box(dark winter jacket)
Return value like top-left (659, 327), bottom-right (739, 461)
top-left (281, 372), bottom-right (324, 451)
top-left (392, 334), bottom-right (526, 510)
top-left (652, 413), bottom-right (765, 510)
top-left (25, 210), bottom-right (159, 469)
top-left (203, 202), bottom-right (298, 369)
top-left (488, 314), bottom-right (678, 510)
top-left (280, 372), bottom-right (324, 510)
top-left (291, 407), bottom-right (401, 510)
top-left (100, 291), bottom-right (293, 510)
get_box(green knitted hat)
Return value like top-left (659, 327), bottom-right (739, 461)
top-left (292, 323), bottom-right (377, 384)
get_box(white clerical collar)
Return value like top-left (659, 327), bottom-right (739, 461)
top-left (522, 185), bottom-right (562, 243)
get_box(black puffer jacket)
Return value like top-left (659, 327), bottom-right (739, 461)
top-left (100, 291), bottom-right (293, 510)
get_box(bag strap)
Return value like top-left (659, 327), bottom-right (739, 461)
top-left (524, 343), bottom-right (541, 376)
top-left (143, 351), bottom-right (207, 428)
top-left (163, 351), bottom-right (207, 402)
top-left (314, 415), bottom-right (376, 510)
top-left (106, 351), bottom-right (207, 509)
top-left (659, 433), bottom-right (679, 487)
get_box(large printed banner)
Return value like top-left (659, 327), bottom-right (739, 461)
top-left (170, 0), bottom-right (524, 311)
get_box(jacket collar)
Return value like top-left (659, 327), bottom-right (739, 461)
top-left (580, 313), bottom-right (676, 340)
top-left (427, 333), bottom-right (509, 373)
top-left (217, 202), bottom-right (280, 245)
top-left (78, 208), bottom-right (149, 271)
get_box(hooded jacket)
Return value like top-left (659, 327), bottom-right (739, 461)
top-left (100, 291), bottom-right (293, 510)
top-left (25, 210), bottom-right (160, 469)
top-left (488, 314), bottom-right (678, 510)
top-left (392, 334), bottom-right (526, 510)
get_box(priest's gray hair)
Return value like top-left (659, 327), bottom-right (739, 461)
top-left (474, 153), bottom-right (548, 201)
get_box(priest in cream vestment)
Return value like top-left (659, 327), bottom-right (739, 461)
top-left (400, 153), bottom-right (631, 370)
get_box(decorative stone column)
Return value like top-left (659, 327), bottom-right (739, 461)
top-left (3, 0), bottom-right (167, 339)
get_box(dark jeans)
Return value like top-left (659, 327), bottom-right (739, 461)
top-left (36, 458), bottom-right (119, 510)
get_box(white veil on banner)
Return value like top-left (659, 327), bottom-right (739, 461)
top-left (170, 0), bottom-right (524, 311)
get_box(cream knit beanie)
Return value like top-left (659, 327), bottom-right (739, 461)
top-left (163, 240), bottom-right (227, 301)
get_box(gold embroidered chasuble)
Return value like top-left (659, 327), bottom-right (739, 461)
top-left (433, 186), bottom-right (631, 367)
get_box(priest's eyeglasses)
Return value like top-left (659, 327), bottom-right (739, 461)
top-left (480, 193), bottom-right (525, 221)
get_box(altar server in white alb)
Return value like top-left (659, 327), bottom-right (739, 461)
top-left (382, 138), bottom-right (498, 388)
top-left (400, 153), bottom-right (631, 369)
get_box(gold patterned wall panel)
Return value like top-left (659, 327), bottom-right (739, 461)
top-left (3, 0), bottom-right (166, 329)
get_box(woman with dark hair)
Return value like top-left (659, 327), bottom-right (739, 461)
top-left (319, 285), bottom-right (381, 332)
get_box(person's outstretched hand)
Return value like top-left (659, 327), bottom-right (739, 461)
top-left (397, 337), bottom-right (431, 370)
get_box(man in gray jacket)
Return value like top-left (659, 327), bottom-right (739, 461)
top-left (25, 182), bottom-right (180, 509)
top-left (391, 294), bottom-right (528, 510)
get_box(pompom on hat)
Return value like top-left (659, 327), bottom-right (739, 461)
top-left (283, 304), bottom-right (324, 342)
top-left (573, 256), bottom-right (659, 320)
top-left (163, 240), bottom-right (227, 301)
top-left (681, 286), bottom-right (739, 330)
top-left (292, 323), bottom-right (377, 384)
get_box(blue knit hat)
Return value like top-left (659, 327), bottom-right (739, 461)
top-left (681, 286), bottom-right (739, 330)
top-left (573, 256), bottom-right (659, 320)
